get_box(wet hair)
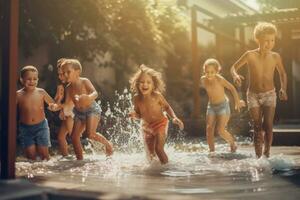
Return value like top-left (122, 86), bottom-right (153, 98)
top-left (203, 58), bottom-right (221, 73)
top-left (254, 22), bottom-right (277, 40)
top-left (129, 64), bottom-right (165, 96)
top-left (57, 58), bottom-right (66, 69)
top-left (61, 58), bottom-right (82, 73)
top-left (20, 65), bottom-right (38, 78)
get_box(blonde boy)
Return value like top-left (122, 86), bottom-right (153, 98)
top-left (61, 59), bottom-right (113, 160)
top-left (230, 22), bottom-right (288, 158)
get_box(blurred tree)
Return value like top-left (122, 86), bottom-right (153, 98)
top-left (257, 0), bottom-right (300, 10)
top-left (19, 0), bottom-right (190, 92)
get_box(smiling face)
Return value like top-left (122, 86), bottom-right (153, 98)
top-left (204, 65), bottom-right (218, 80)
top-left (21, 71), bottom-right (39, 90)
top-left (257, 34), bottom-right (275, 52)
top-left (138, 73), bottom-right (154, 96)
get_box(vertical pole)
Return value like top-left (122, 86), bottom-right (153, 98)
top-left (280, 25), bottom-right (293, 118)
top-left (1, 0), bottom-right (19, 179)
top-left (191, 6), bottom-right (200, 118)
top-left (215, 33), bottom-right (223, 61)
top-left (239, 26), bottom-right (245, 51)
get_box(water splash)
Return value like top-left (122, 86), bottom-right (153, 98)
top-left (99, 88), bottom-right (144, 153)
top-left (15, 89), bottom-right (300, 198)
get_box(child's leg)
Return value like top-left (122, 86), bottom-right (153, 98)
top-left (24, 145), bottom-right (37, 160)
top-left (65, 116), bottom-right (74, 135)
top-left (206, 114), bottom-right (216, 152)
top-left (216, 115), bottom-right (237, 152)
top-left (262, 106), bottom-right (275, 157)
top-left (36, 146), bottom-right (50, 160)
top-left (71, 120), bottom-right (86, 160)
top-left (86, 115), bottom-right (113, 156)
top-left (57, 121), bottom-right (70, 156)
top-left (144, 132), bottom-right (156, 159)
top-left (249, 107), bottom-right (263, 158)
top-left (154, 128), bottom-right (168, 164)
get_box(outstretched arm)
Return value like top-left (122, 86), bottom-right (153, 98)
top-left (275, 53), bottom-right (288, 101)
top-left (42, 89), bottom-right (61, 111)
top-left (219, 75), bottom-right (245, 112)
top-left (230, 51), bottom-right (248, 87)
top-left (159, 93), bottom-right (184, 130)
top-left (129, 95), bottom-right (141, 119)
top-left (43, 89), bottom-right (55, 105)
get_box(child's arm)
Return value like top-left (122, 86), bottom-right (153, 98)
top-left (62, 87), bottom-right (74, 107)
top-left (42, 89), bottom-right (61, 111)
top-left (43, 89), bottom-right (55, 105)
top-left (275, 53), bottom-right (288, 101)
top-left (159, 93), bottom-right (184, 130)
top-left (230, 51), bottom-right (248, 87)
top-left (218, 75), bottom-right (245, 112)
top-left (54, 84), bottom-right (64, 103)
top-left (128, 95), bottom-right (141, 119)
top-left (84, 78), bottom-right (98, 101)
top-left (75, 79), bottom-right (98, 105)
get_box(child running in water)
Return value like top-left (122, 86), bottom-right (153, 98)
top-left (61, 59), bottom-right (113, 160)
top-left (17, 65), bottom-right (59, 160)
top-left (231, 22), bottom-right (288, 158)
top-left (201, 59), bottom-right (245, 153)
top-left (54, 58), bottom-right (74, 157)
top-left (129, 65), bottom-right (184, 164)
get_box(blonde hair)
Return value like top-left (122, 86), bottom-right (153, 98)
top-left (254, 22), bottom-right (277, 40)
top-left (130, 64), bottom-right (165, 96)
top-left (57, 58), bottom-right (66, 69)
top-left (20, 65), bottom-right (38, 78)
top-left (61, 59), bottom-right (82, 73)
top-left (203, 58), bottom-right (221, 73)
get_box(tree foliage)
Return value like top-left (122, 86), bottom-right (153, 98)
top-left (19, 0), bottom-right (190, 90)
top-left (257, 0), bottom-right (300, 10)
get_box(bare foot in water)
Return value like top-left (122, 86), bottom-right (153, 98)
top-left (105, 142), bottom-right (113, 156)
top-left (230, 144), bottom-right (237, 153)
top-left (263, 150), bottom-right (270, 158)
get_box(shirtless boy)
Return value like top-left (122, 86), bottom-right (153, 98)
top-left (230, 22), bottom-right (288, 158)
top-left (61, 59), bottom-right (113, 160)
top-left (17, 65), bottom-right (58, 160)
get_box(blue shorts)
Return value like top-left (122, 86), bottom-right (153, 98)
top-left (73, 101), bottom-right (101, 121)
top-left (207, 98), bottom-right (231, 116)
top-left (18, 119), bottom-right (51, 148)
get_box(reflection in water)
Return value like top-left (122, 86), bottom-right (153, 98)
top-left (16, 144), bottom-right (300, 199)
top-left (15, 89), bottom-right (300, 199)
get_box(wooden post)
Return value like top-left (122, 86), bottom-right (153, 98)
top-left (280, 25), bottom-right (293, 118)
top-left (215, 33), bottom-right (223, 62)
top-left (0, 0), bottom-right (19, 179)
top-left (191, 6), bottom-right (200, 118)
top-left (239, 26), bottom-right (246, 51)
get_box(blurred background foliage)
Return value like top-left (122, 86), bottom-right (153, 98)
top-left (18, 0), bottom-right (194, 141)
top-left (19, 0), bottom-right (191, 96)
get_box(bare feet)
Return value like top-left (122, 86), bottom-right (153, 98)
top-left (208, 151), bottom-right (216, 157)
top-left (263, 150), bottom-right (270, 158)
top-left (230, 144), bottom-right (237, 153)
top-left (105, 141), bottom-right (113, 156)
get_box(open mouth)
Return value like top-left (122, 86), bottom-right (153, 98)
top-left (141, 88), bottom-right (149, 92)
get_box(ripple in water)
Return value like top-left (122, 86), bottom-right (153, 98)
top-left (16, 89), bottom-right (300, 190)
